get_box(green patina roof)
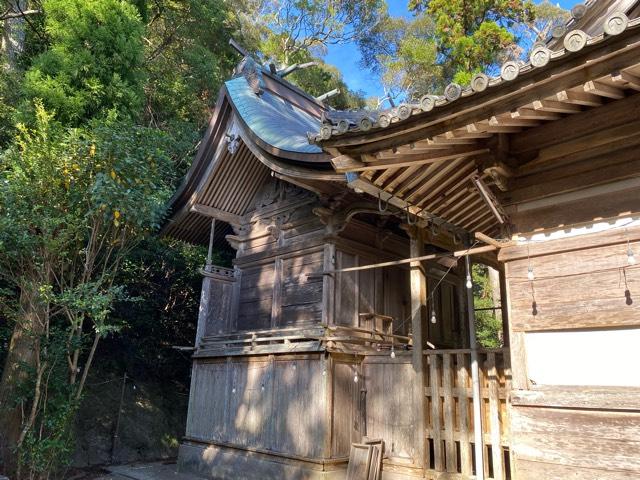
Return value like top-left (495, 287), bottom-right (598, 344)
top-left (225, 76), bottom-right (323, 155)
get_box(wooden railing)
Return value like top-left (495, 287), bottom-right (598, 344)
top-left (424, 348), bottom-right (511, 480)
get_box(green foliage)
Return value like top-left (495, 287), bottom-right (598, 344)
top-left (360, 0), bottom-right (566, 99)
top-left (99, 237), bottom-right (209, 379)
top-left (0, 65), bottom-right (19, 146)
top-left (422, 0), bottom-right (534, 83)
top-left (142, 0), bottom-right (238, 128)
top-left (472, 264), bottom-right (503, 348)
top-left (21, 0), bottom-right (145, 125)
top-left (360, 13), bottom-right (441, 99)
top-left (0, 104), bottom-right (176, 477)
top-left (15, 327), bottom-right (79, 476)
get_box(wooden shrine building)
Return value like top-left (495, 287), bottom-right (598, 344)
top-left (162, 2), bottom-right (640, 479)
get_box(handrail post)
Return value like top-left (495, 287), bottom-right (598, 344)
top-left (465, 255), bottom-right (485, 480)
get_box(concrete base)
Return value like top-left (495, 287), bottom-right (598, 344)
top-left (178, 442), bottom-right (347, 480)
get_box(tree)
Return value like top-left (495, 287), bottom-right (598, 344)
top-left (0, 106), bottom-right (175, 477)
top-left (1, 0), bottom-right (39, 71)
top-left (360, 0), bottom-right (567, 100)
top-left (141, 0), bottom-right (238, 129)
top-left (21, 0), bottom-right (145, 125)
top-left (230, 0), bottom-right (376, 109)
top-left (253, 0), bottom-right (384, 65)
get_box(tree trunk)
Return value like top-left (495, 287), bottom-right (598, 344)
top-left (0, 284), bottom-right (46, 475)
top-left (1, 0), bottom-right (29, 71)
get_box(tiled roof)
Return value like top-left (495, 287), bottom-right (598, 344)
top-left (313, 9), bottom-right (638, 142)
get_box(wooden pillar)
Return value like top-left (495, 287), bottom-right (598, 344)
top-left (465, 255), bottom-right (485, 480)
top-left (407, 225), bottom-right (427, 469)
top-left (498, 266), bottom-right (510, 347)
top-left (206, 218), bottom-right (216, 267)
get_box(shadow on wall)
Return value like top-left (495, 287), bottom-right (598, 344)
top-left (73, 372), bottom-right (189, 468)
top-left (182, 355), bottom-right (329, 478)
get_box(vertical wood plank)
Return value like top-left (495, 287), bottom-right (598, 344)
top-left (480, 353), bottom-right (490, 480)
top-left (488, 352), bottom-right (505, 480)
top-left (230, 267), bottom-right (242, 332)
top-left (457, 352), bottom-right (473, 476)
top-left (322, 244), bottom-right (335, 326)
top-left (271, 257), bottom-right (283, 327)
top-left (409, 228), bottom-right (427, 469)
top-left (504, 262), bottom-right (528, 390)
top-left (443, 353), bottom-right (457, 472)
top-left (324, 355), bottom-right (333, 458)
top-left (429, 354), bottom-right (444, 471)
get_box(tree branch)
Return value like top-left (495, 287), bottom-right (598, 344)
top-left (0, 8), bottom-right (39, 20)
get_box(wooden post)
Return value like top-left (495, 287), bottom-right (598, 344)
top-left (206, 218), bottom-right (216, 267)
top-left (465, 255), bottom-right (485, 480)
top-left (499, 267), bottom-right (510, 347)
top-left (407, 226), bottom-right (427, 469)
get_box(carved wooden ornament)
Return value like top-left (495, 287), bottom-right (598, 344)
top-left (604, 11), bottom-right (629, 36)
top-left (501, 61), bottom-right (520, 81)
top-left (530, 46), bottom-right (551, 68)
top-left (564, 30), bottom-right (588, 52)
top-left (471, 73), bottom-right (489, 92)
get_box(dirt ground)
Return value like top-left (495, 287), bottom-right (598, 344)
top-left (93, 461), bottom-right (204, 480)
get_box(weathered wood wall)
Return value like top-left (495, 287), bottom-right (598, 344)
top-left (187, 354), bottom-right (328, 459)
top-left (500, 225), bottom-right (640, 479)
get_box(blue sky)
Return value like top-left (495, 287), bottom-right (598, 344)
top-left (323, 0), bottom-right (577, 99)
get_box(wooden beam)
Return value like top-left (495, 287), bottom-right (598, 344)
top-left (467, 123), bottom-right (522, 134)
top-left (532, 121), bottom-right (640, 165)
top-left (322, 31), bottom-right (640, 152)
top-left (611, 70), bottom-right (640, 91)
top-left (489, 116), bottom-right (541, 127)
top-left (332, 147), bottom-right (488, 173)
top-left (511, 108), bottom-right (562, 121)
top-left (190, 203), bottom-right (242, 225)
top-left (316, 244), bottom-right (497, 275)
top-left (583, 80), bottom-right (625, 99)
top-left (532, 99), bottom-right (582, 113)
top-left (474, 232), bottom-right (510, 248)
top-left (345, 175), bottom-right (469, 235)
top-left (376, 144), bottom-right (481, 160)
top-left (555, 89), bottom-right (603, 106)
top-left (511, 93), bottom-right (640, 155)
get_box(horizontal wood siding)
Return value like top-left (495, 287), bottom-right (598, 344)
top-left (502, 226), bottom-right (640, 479)
top-left (280, 252), bottom-right (324, 327)
top-left (511, 404), bottom-right (640, 479)
top-left (506, 238), bottom-right (640, 332)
